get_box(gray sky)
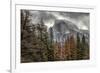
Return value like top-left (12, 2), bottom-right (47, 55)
top-left (30, 10), bottom-right (89, 30)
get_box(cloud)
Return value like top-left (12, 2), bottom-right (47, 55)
top-left (29, 10), bottom-right (89, 30)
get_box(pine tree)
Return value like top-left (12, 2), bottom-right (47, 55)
top-left (48, 27), bottom-right (54, 61)
top-left (76, 34), bottom-right (88, 60)
top-left (21, 10), bottom-right (34, 62)
top-left (76, 33), bottom-right (83, 60)
top-left (69, 34), bottom-right (77, 60)
top-left (81, 34), bottom-right (89, 59)
top-left (64, 36), bottom-right (70, 60)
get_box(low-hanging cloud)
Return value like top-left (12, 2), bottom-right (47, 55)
top-left (29, 10), bottom-right (89, 30)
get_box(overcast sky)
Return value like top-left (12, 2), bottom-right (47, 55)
top-left (29, 10), bottom-right (89, 30)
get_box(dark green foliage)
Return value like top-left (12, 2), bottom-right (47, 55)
top-left (21, 10), bottom-right (55, 62)
top-left (47, 27), bottom-right (54, 61)
top-left (76, 34), bottom-right (89, 60)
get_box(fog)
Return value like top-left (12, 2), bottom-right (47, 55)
top-left (30, 10), bottom-right (89, 30)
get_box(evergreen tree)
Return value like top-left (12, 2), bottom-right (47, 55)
top-left (21, 10), bottom-right (34, 62)
top-left (76, 33), bottom-right (83, 60)
top-left (48, 27), bottom-right (54, 61)
top-left (77, 34), bottom-right (88, 60)
top-left (69, 35), bottom-right (77, 60)
top-left (81, 34), bottom-right (89, 59)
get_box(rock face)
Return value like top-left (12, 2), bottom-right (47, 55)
top-left (52, 20), bottom-right (77, 42)
top-left (49, 19), bottom-right (89, 43)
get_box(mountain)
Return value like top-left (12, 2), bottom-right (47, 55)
top-left (53, 19), bottom-right (79, 33)
top-left (48, 19), bottom-right (89, 43)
